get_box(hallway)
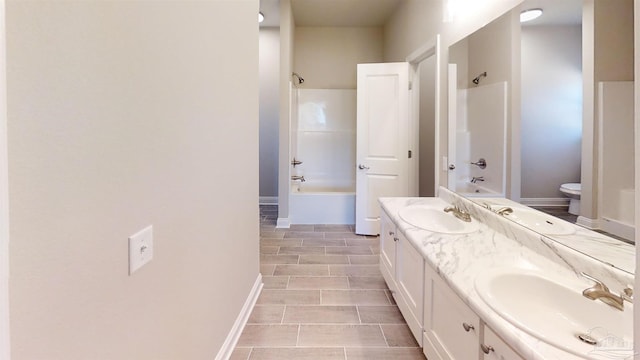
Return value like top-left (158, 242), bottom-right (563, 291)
top-left (230, 205), bottom-right (426, 359)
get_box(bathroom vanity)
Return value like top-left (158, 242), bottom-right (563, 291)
top-left (379, 188), bottom-right (634, 360)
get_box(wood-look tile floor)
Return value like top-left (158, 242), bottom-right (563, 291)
top-left (230, 205), bottom-right (426, 360)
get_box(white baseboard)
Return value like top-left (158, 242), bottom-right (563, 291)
top-left (519, 197), bottom-right (569, 207)
top-left (577, 216), bottom-right (600, 230)
top-left (215, 273), bottom-right (263, 360)
top-left (259, 196), bottom-right (278, 205)
top-left (276, 217), bottom-right (290, 229)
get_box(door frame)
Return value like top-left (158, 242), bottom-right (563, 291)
top-left (1, 1), bottom-right (10, 358)
top-left (406, 35), bottom-right (441, 196)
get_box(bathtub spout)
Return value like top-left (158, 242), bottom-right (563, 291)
top-left (291, 175), bottom-right (306, 182)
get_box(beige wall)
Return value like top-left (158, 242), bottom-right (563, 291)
top-left (595, 0), bottom-right (634, 82)
top-left (7, 1), bottom-right (260, 359)
top-left (634, 0), bottom-right (639, 353)
top-left (384, 0), bottom-right (522, 195)
top-left (278, 0), bottom-right (294, 224)
top-left (582, 0), bottom-right (634, 220)
top-left (294, 27), bottom-right (384, 89)
top-left (466, 13), bottom-right (513, 88)
top-left (383, 0), bottom-right (442, 63)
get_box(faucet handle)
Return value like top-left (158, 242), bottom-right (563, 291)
top-left (580, 272), bottom-right (609, 292)
top-left (622, 286), bottom-right (633, 302)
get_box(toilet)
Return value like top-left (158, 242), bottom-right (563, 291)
top-left (560, 183), bottom-right (581, 215)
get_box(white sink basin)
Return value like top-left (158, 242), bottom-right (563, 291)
top-left (496, 207), bottom-right (575, 236)
top-left (398, 205), bottom-right (479, 234)
top-left (476, 268), bottom-right (633, 358)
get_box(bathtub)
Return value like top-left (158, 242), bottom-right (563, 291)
top-left (290, 182), bottom-right (355, 224)
top-left (455, 182), bottom-right (504, 198)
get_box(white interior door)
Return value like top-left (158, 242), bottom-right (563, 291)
top-left (355, 62), bottom-right (410, 235)
top-left (447, 64), bottom-right (458, 191)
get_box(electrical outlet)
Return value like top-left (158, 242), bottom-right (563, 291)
top-left (129, 225), bottom-right (153, 275)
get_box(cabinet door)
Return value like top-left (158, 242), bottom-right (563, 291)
top-left (482, 325), bottom-right (524, 360)
top-left (379, 211), bottom-right (397, 292)
top-left (396, 232), bottom-right (424, 345)
top-left (424, 264), bottom-right (480, 360)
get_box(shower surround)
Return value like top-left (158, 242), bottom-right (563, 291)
top-left (289, 88), bottom-right (356, 224)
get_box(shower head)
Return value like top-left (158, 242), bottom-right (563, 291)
top-left (472, 72), bottom-right (487, 85)
top-left (292, 72), bottom-right (305, 84)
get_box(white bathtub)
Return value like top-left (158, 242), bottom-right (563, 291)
top-left (455, 182), bottom-right (504, 198)
top-left (290, 183), bottom-right (355, 224)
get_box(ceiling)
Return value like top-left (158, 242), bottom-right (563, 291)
top-left (291, 0), bottom-right (404, 27)
top-left (521, 0), bottom-right (582, 26)
top-left (259, 0), bottom-right (404, 28)
top-left (259, 0), bottom-right (281, 27)
top-left (260, 0), bottom-right (582, 28)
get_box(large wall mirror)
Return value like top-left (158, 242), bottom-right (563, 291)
top-left (446, 0), bottom-right (635, 275)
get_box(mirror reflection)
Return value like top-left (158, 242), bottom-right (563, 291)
top-left (446, 0), bottom-right (635, 274)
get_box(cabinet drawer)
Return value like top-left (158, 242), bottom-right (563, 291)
top-left (379, 211), bottom-right (397, 285)
top-left (396, 232), bottom-right (424, 345)
top-left (483, 325), bottom-right (524, 360)
top-left (424, 266), bottom-right (480, 360)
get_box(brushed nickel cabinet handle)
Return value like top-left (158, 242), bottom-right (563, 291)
top-left (481, 344), bottom-right (495, 354)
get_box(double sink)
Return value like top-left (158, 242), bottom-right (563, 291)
top-left (396, 201), bottom-right (633, 359)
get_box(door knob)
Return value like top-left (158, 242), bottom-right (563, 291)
top-left (358, 164), bottom-right (370, 170)
top-left (448, 164), bottom-right (456, 170)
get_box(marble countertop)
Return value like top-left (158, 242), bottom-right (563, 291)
top-left (379, 195), bottom-right (634, 360)
top-left (469, 196), bottom-right (636, 274)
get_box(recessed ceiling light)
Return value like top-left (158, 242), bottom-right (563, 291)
top-left (520, 8), bottom-right (543, 23)
top-left (258, 12), bottom-right (265, 23)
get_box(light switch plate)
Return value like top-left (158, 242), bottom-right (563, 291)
top-left (129, 225), bottom-right (153, 275)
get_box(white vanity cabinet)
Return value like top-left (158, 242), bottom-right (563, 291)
top-left (482, 326), bottom-right (525, 360)
top-left (379, 211), bottom-right (424, 346)
top-left (423, 262), bottom-right (480, 360)
top-left (396, 230), bottom-right (424, 345)
top-left (380, 211), bottom-right (398, 293)
top-left (423, 262), bottom-right (524, 360)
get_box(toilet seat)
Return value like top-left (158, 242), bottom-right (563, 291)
top-left (560, 183), bottom-right (581, 196)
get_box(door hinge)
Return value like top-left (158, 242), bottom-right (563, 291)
top-left (408, 150), bottom-right (412, 159)
top-left (408, 82), bottom-right (413, 90)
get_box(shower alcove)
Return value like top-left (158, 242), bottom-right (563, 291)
top-left (289, 88), bottom-right (356, 224)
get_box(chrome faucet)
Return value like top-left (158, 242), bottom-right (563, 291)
top-left (291, 175), bottom-right (306, 182)
top-left (444, 206), bottom-right (471, 222)
top-left (471, 176), bottom-right (485, 184)
top-left (495, 207), bottom-right (513, 216)
top-left (580, 272), bottom-right (630, 311)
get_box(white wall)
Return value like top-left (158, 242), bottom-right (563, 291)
top-left (295, 27), bottom-right (383, 89)
top-left (259, 28), bottom-right (280, 200)
top-left (7, 1), bottom-right (259, 358)
top-left (521, 25), bottom-right (582, 199)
